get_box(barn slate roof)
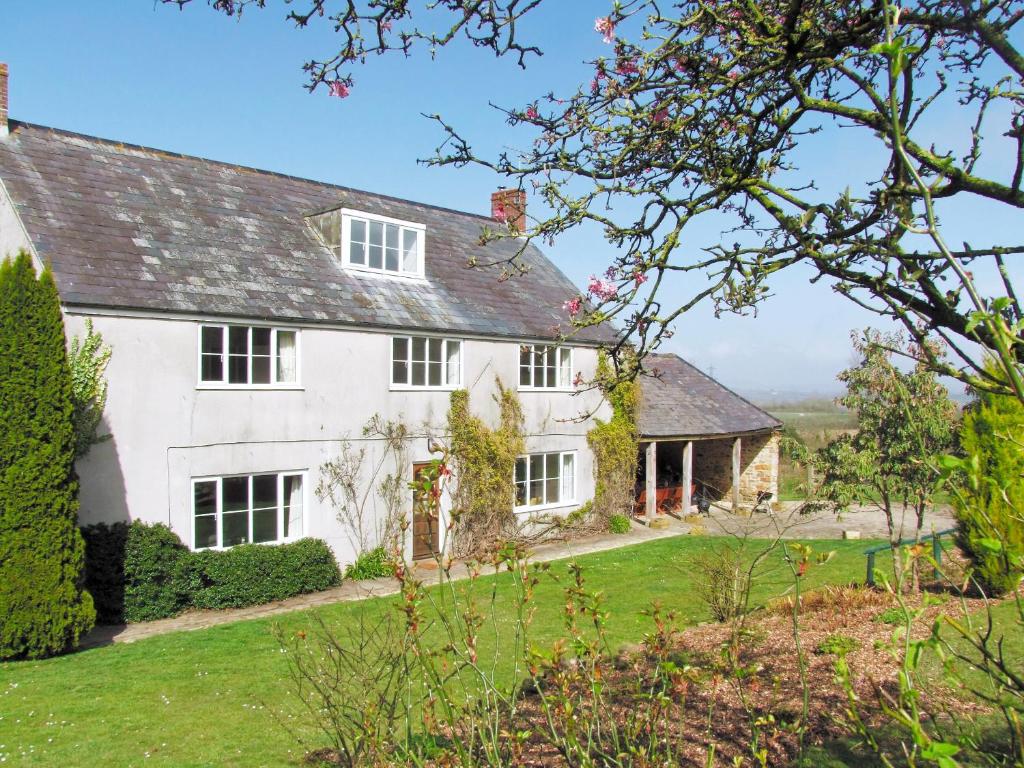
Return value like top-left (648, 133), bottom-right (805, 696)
top-left (638, 353), bottom-right (781, 438)
top-left (0, 121), bottom-right (616, 345)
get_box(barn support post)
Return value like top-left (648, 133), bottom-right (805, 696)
top-left (682, 440), bottom-right (693, 514)
top-left (645, 440), bottom-right (657, 519)
top-left (732, 437), bottom-right (742, 510)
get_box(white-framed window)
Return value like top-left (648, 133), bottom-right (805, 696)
top-left (199, 325), bottom-right (299, 387)
top-left (309, 208), bottom-right (425, 278)
top-left (514, 451), bottom-right (576, 511)
top-left (391, 336), bottom-right (463, 388)
top-left (192, 471), bottom-right (305, 550)
top-left (519, 344), bottom-right (573, 389)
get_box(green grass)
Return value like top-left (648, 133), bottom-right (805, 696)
top-left (0, 536), bottom-right (881, 767)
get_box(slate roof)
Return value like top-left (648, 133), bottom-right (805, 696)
top-left (638, 353), bottom-right (781, 438)
top-left (0, 121), bottom-right (616, 344)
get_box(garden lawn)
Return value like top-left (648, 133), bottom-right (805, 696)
top-left (0, 536), bottom-right (883, 768)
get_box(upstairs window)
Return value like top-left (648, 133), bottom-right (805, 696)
top-left (199, 325), bottom-right (298, 386)
top-left (519, 344), bottom-right (572, 389)
top-left (392, 336), bottom-right (462, 388)
top-left (310, 208), bottom-right (425, 277)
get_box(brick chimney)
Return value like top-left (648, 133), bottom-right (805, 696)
top-left (0, 63), bottom-right (8, 137)
top-left (490, 187), bottom-right (526, 232)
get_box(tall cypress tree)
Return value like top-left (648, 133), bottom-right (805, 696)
top-left (0, 252), bottom-right (95, 659)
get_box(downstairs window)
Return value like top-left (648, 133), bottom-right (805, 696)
top-left (514, 451), bottom-right (576, 511)
top-left (192, 472), bottom-right (305, 549)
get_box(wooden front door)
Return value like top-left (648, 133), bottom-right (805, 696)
top-left (412, 462), bottom-right (440, 560)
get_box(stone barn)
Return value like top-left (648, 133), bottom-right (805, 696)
top-left (634, 353), bottom-right (781, 519)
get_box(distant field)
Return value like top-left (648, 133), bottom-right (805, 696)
top-left (762, 402), bottom-right (858, 500)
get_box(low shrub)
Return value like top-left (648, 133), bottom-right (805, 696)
top-left (83, 521), bottom-right (342, 621)
top-left (183, 538), bottom-right (342, 610)
top-left (875, 606), bottom-right (905, 625)
top-left (124, 522), bottom-right (190, 623)
top-left (81, 522), bottom-right (130, 624)
top-left (815, 633), bottom-right (860, 656)
top-left (608, 514), bottom-right (632, 535)
top-left (344, 547), bottom-right (394, 581)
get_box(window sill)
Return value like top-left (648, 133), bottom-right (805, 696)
top-left (514, 500), bottom-right (578, 515)
top-left (343, 265), bottom-right (428, 282)
top-left (193, 537), bottom-right (303, 552)
top-left (390, 384), bottom-right (462, 392)
top-left (517, 387), bottom-right (577, 394)
top-left (196, 384), bottom-right (304, 391)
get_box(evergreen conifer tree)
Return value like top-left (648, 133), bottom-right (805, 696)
top-left (0, 252), bottom-right (95, 659)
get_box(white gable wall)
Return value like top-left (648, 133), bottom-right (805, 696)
top-left (65, 310), bottom-right (610, 565)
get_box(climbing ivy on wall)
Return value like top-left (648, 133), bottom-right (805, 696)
top-left (587, 354), bottom-right (641, 522)
top-left (446, 380), bottom-right (525, 557)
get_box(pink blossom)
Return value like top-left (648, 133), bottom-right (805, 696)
top-left (634, 270), bottom-right (648, 285)
top-left (328, 80), bottom-right (350, 98)
top-left (573, 371), bottom-right (585, 387)
top-left (525, 105), bottom-right (539, 120)
top-left (493, 202), bottom-right (507, 223)
top-left (381, 20), bottom-right (393, 31)
top-left (616, 58), bottom-right (640, 76)
top-left (653, 107), bottom-right (669, 123)
top-left (727, 69), bottom-right (740, 80)
top-left (563, 296), bottom-right (583, 317)
top-left (594, 17), bottom-right (616, 44)
top-left (587, 275), bottom-right (618, 302)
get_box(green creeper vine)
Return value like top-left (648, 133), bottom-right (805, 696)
top-left (446, 379), bottom-right (525, 557)
top-left (587, 354), bottom-right (640, 523)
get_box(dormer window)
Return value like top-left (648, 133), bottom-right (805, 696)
top-left (309, 208), bottom-right (425, 277)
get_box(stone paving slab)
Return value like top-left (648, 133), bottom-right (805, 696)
top-left (80, 502), bottom-right (957, 650)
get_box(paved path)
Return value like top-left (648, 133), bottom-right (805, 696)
top-left (81, 501), bottom-right (956, 649)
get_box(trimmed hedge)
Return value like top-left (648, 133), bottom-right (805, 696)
top-left (82, 521), bottom-right (342, 623)
top-left (182, 538), bottom-right (342, 610)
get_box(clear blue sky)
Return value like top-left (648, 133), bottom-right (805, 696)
top-left (1, 2), bottom-right (1018, 398)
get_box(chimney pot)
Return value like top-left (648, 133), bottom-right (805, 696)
top-left (0, 63), bottom-right (8, 137)
top-left (490, 188), bottom-right (526, 232)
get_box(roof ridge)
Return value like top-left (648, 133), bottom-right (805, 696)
top-left (6, 119), bottom-right (501, 225)
top-left (647, 352), bottom-right (782, 427)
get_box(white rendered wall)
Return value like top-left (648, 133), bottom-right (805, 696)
top-left (65, 310), bottom-right (610, 566)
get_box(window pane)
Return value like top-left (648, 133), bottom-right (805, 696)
top-left (283, 475), bottom-right (303, 538)
top-left (385, 223), bottom-right (399, 250)
top-left (276, 331), bottom-right (297, 383)
top-left (253, 474), bottom-right (278, 509)
top-left (515, 481), bottom-right (527, 507)
top-left (195, 481), bottom-right (217, 516)
top-left (222, 476), bottom-right (249, 513)
top-left (368, 244), bottom-right (383, 269)
top-left (393, 360), bottom-right (409, 384)
top-left (545, 453), bottom-right (560, 479)
top-left (428, 362), bottom-right (442, 387)
top-left (252, 508), bottom-right (277, 544)
top-left (546, 476), bottom-right (560, 504)
top-left (520, 345), bottom-right (532, 386)
top-left (228, 326), bottom-right (248, 355)
top-left (412, 337), bottom-right (427, 362)
top-left (228, 327), bottom-right (249, 384)
top-left (529, 454), bottom-right (545, 505)
top-left (201, 326), bottom-right (223, 355)
top-left (561, 454), bottom-right (575, 501)
top-left (194, 481), bottom-right (218, 548)
top-left (558, 348), bottom-right (571, 387)
top-left (350, 218), bottom-right (366, 244)
top-left (445, 341), bottom-right (461, 385)
top-left (411, 361), bottom-right (426, 386)
top-left (385, 248), bottom-right (399, 272)
top-left (428, 338), bottom-right (443, 363)
top-left (252, 356), bottom-right (271, 384)
top-left (514, 457), bottom-right (527, 484)
top-left (545, 361), bottom-right (556, 388)
top-left (252, 328), bottom-right (271, 357)
top-left (369, 220), bottom-right (384, 246)
top-left (349, 241), bottom-right (366, 265)
top-left (393, 337), bottom-right (409, 362)
top-left (201, 352), bottom-right (223, 383)
top-left (402, 230), bottom-right (419, 273)
top-left (195, 515), bottom-right (217, 549)
top-left (222, 511), bottom-right (249, 547)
